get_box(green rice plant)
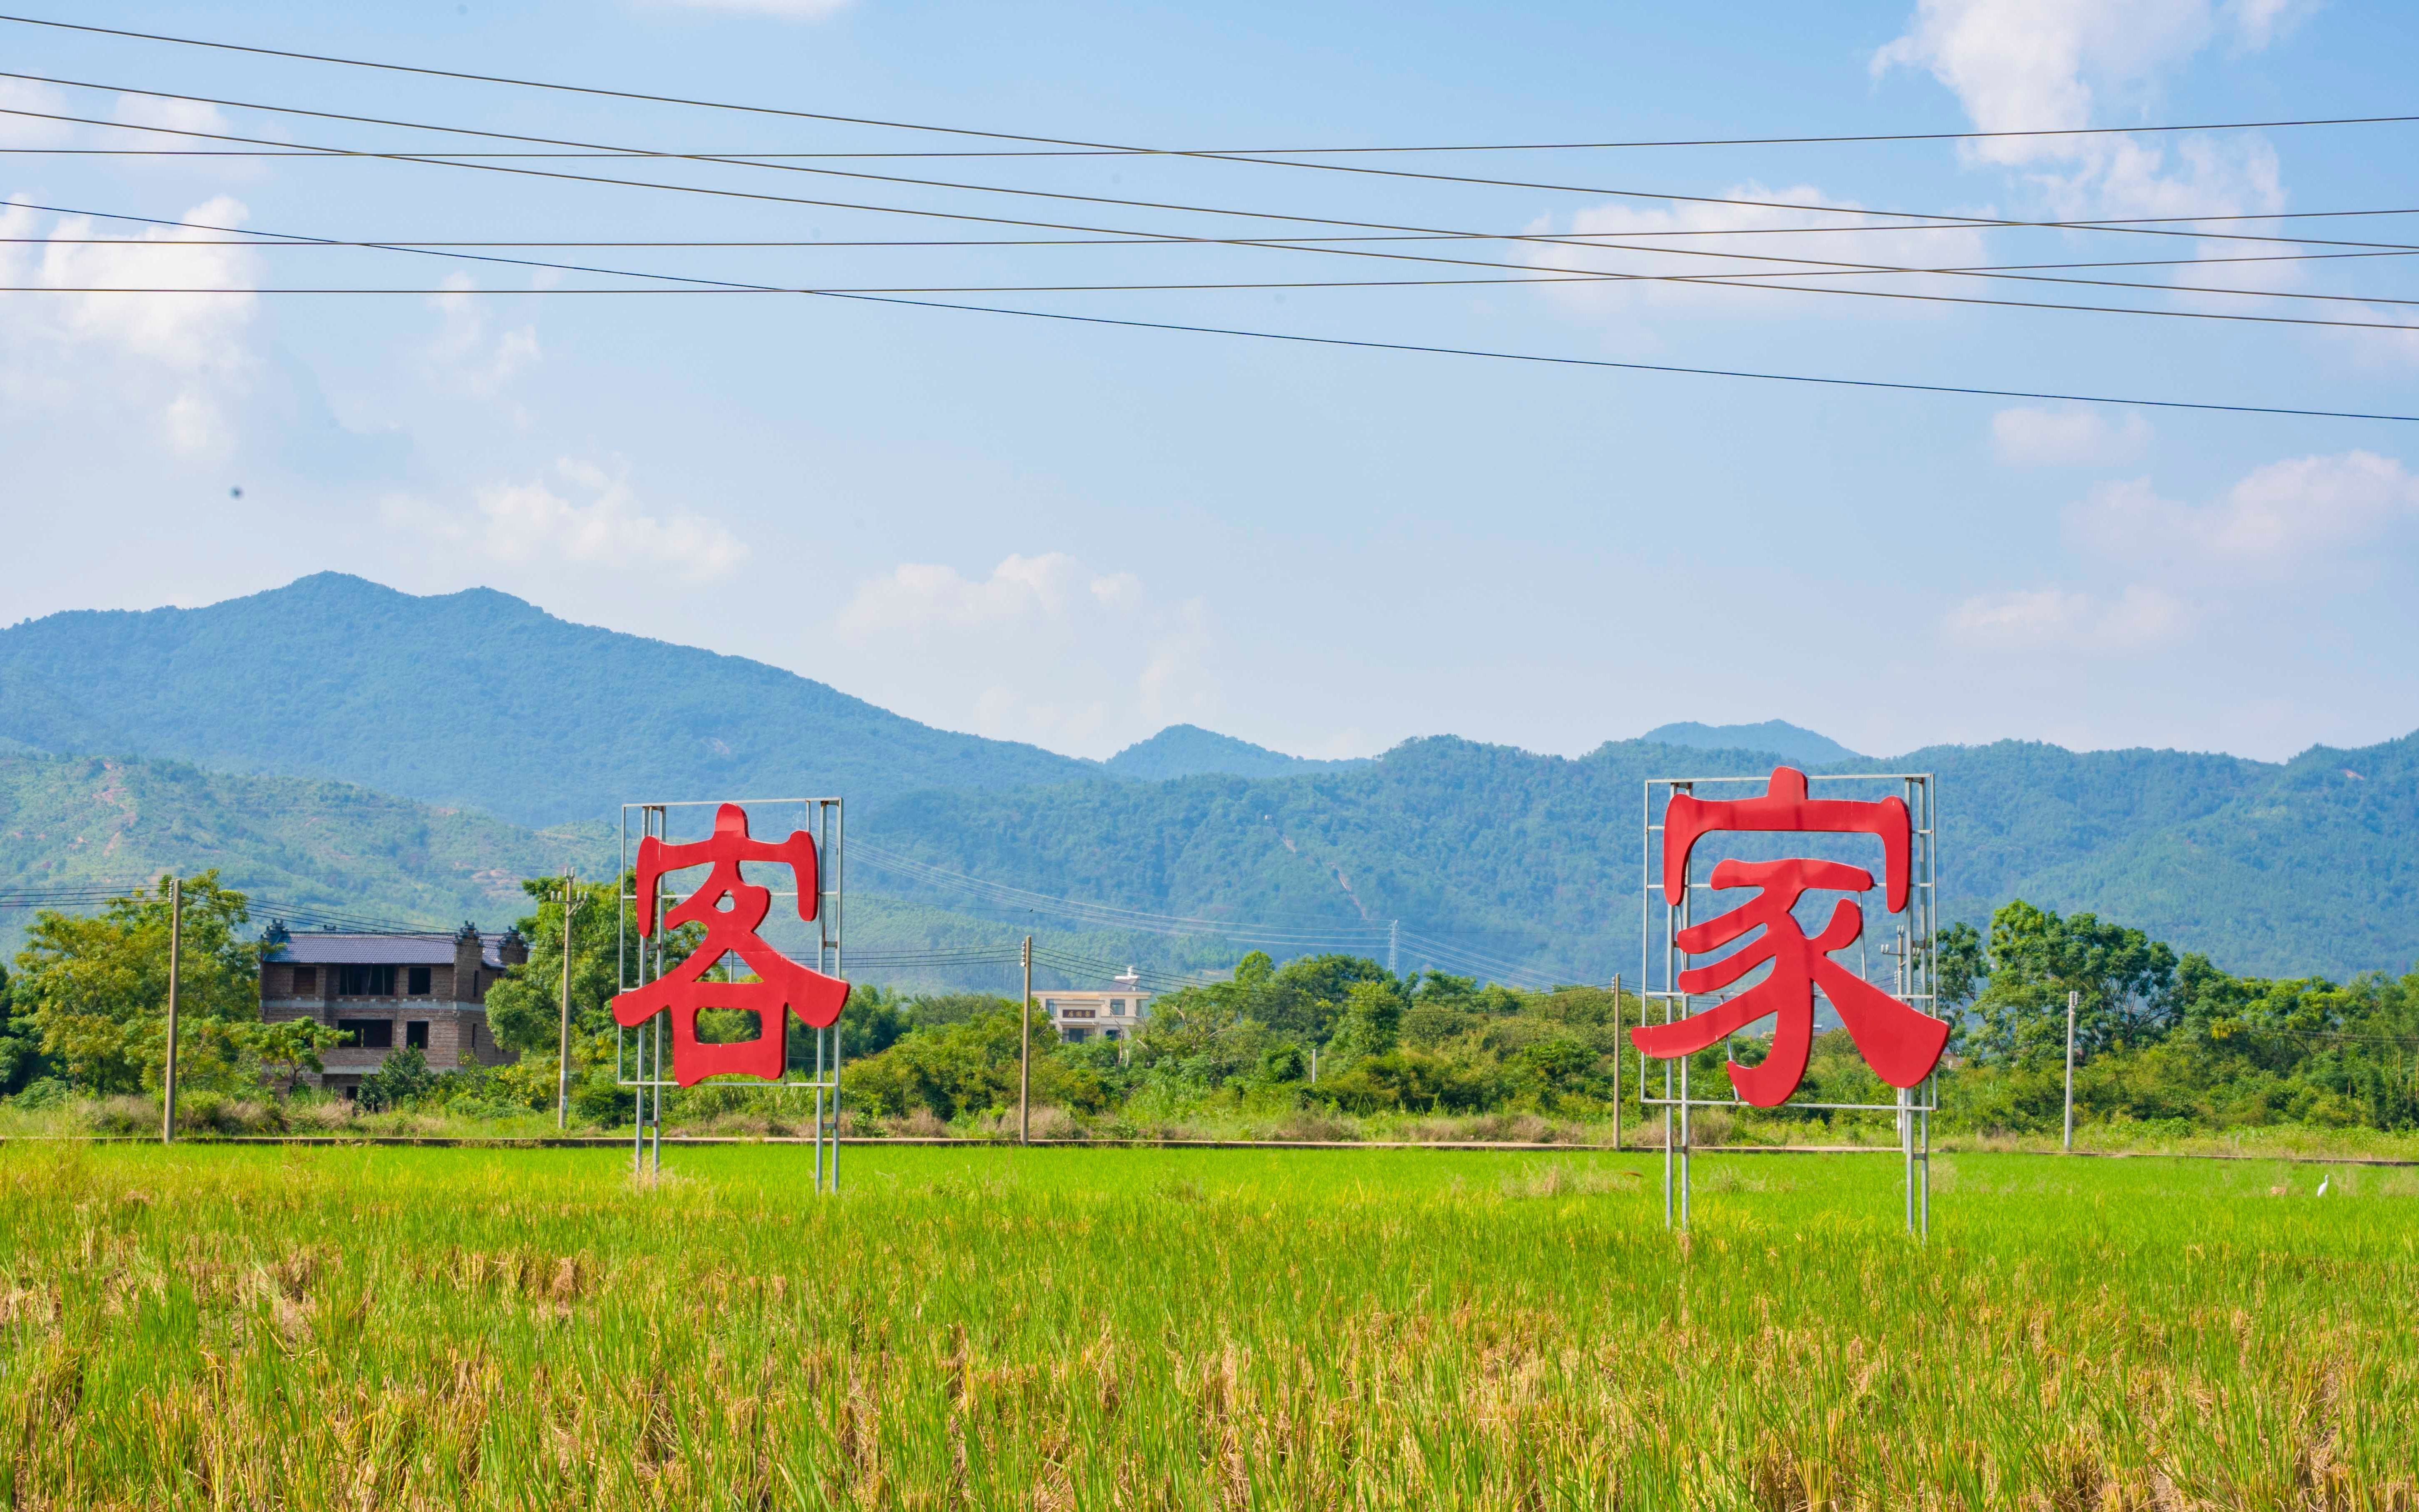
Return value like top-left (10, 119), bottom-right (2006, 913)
top-left (0, 1143), bottom-right (2409, 1509)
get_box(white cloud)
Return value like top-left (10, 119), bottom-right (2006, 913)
top-left (0, 196), bottom-right (259, 454)
top-left (834, 553), bottom-right (1217, 755)
top-left (0, 79), bottom-right (73, 149)
top-left (1946, 583), bottom-right (2188, 649)
top-left (111, 93), bottom-right (236, 142)
top-left (838, 552), bottom-right (1099, 636)
top-left (383, 459), bottom-right (748, 583)
top-left (1871, 0), bottom-right (2263, 163)
top-left (644, 0), bottom-right (854, 17)
top-left (107, 93), bottom-right (269, 183)
top-left (1872, 0), bottom-right (2296, 280)
top-left (30, 196), bottom-right (260, 368)
top-left (1523, 184), bottom-right (1989, 322)
top-left (425, 274), bottom-right (542, 399)
top-left (1991, 406), bottom-right (2151, 466)
top-left (1953, 449), bottom-right (2418, 656)
top-left (2227, 0), bottom-right (2316, 50)
top-left (2072, 452), bottom-right (2419, 568)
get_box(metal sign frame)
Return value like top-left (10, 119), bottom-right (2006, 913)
top-left (1640, 772), bottom-right (1939, 1236)
top-left (616, 796), bottom-right (845, 1189)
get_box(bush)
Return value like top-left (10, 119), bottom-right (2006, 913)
top-left (357, 1047), bottom-right (438, 1112)
top-left (11, 1077), bottom-right (71, 1109)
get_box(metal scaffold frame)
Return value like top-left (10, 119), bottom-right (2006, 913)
top-left (1640, 772), bottom-right (1940, 1237)
top-left (617, 796), bottom-right (845, 1190)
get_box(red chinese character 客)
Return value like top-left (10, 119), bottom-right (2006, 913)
top-left (1631, 768), bottom-right (1948, 1106)
top-left (611, 804), bottom-right (848, 1087)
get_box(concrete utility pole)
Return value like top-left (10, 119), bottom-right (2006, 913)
top-left (1610, 971), bottom-right (1623, 1152)
top-left (556, 867), bottom-right (583, 1131)
top-left (1019, 935), bottom-right (1033, 1145)
top-left (1388, 920), bottom-right (1398, 977)
top-left (2063, 989), bottom-right (2080, 1153)
top-left (161, 876), bottom-right (181, 1145)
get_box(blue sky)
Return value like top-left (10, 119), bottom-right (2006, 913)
top-left (1, 0), bottom-right (2414, 763)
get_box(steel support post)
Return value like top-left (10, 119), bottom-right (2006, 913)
top-left (162, 876), bottom-right (181, 1144)
top-left (2064, 989), bottom-right (2079, 1153)
top-left (1610, 971), bottom-right (1622, 1152)
top-left (1019, 935), bottom-right (1032, 1146)
top-left (557, 868), bottom-right (577, 1131)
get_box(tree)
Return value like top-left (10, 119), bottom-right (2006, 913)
top-left (1935, 922), bottom-right (1986, 1014)
top-left (1967, 901), bottom-right (2179, 1065)
top-left (0, 964), bottom-right (53, 1096)
top-left (1251, 953), bottom-right (1396, 1044)
top-left (1327, 978), bottom-right (1406, 1062)
top-left (357, 1045), bottom-right (436, 1111)
top-left (13, 873), bottom-right (262, 1095)
top-left (251, 1016), bottom-right (343, 1096)
top-left (483, 877), bottom-right (629, 1056)
top-left (844, 1005), bottom-right (1107, 1121)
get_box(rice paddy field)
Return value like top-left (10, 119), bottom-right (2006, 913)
top-left (0, 1142), bottom-right (2411, 1510)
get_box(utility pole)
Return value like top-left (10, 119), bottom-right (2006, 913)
top-left (1610, 971), bottom-right (1622, 1152)
top-left (1388, 920), bottom-right (1398, 977)
top-left (2063, 989), bottom-right (2079, 1153)
top-left (161, 876), bottom-right (181, 1145)
top-left (556, 867), bottom-right (582, 1131)
top-left (1019, 935), bottom-right (1033, 1145)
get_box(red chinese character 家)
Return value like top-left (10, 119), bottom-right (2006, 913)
top-left (1630, 768), bottom-right (1948, 1106)
top-left (610, 804), bottom-right (848, 1087)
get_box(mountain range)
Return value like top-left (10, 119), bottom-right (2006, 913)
top-left (1, 575), bottom-right (2411, 982)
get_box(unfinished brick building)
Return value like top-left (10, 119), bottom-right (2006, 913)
top-left (258, 922), bottom-right (526, 1096)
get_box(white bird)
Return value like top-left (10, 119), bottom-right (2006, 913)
top-left (2316, 1174), bottom-right (2331, 1197)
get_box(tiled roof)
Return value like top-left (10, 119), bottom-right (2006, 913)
top-left (271, 933), bottom-right (514, 967)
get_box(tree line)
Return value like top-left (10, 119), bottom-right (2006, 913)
top-left (4, 874), bottom-right (2414, 1137)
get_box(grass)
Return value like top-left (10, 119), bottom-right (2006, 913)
top-left (11, 1092), bottom-right (2419, 1167)
top-left (1, 1143), bottom-right (2411, 1509)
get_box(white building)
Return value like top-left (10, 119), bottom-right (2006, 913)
top-left (1040, 970), bottom-right (1151, 1043)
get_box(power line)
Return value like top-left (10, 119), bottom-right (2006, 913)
top-left (3, 13), bottom-right (2409, 171)
top-left (17, 235), bottom-right (2419, 278)
top-left (22, 207), bottom-right (2419, 248)
top-left (18, 282), bottom-right (2415, 333)
top-left (17, 97), bottom-right (2419, 330)
top-left (17, 70), bottom-right (2419, 262)
top-left (852, 843), bottom-right (1392, 945)
top-left (15, 200), bottom-right (2416, 423)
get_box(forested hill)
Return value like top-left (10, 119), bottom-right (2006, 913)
top-left (3, 575), bottom-right (2411, 982)
top-left (0, 574), bottom-right (1094, 825)
top-left (0, 752), bottom-right (615, 930)
top-left (858, 733), bottom-right (2419, 982)
top-left (1104, 724), bottom-right (1365, 780)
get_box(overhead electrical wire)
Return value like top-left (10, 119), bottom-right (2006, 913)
top-left (0, 46), bottom-right (2408, 412)
top-left (856, 846), bottom-right (1580, 987)
top-left (20, 203), bottom-right (2419, 251)
top-left (12, 71), bottom-right (2419, 263)
top-left (20, 280), bottom-right (2413, 331)
top-left (15, 116), bottom-right (2419, 334)
top-left (18, 211), bottom-right (2419, 310)
top-left (13, 200), bottom-right (2416, 423)
top-left (851, 843), bottom-right (1393, 946)
top-left (14, 233), bottom-right (2419, 280)
top-left (11, 94), bottom-right (2419, 335)
top-left (4, 12), bottom-right (2410, 165)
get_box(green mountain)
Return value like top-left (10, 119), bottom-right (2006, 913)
top-left (0, 752), bottom-right (615, 938)
top-left (859, 734), bottom-right (2416, 982)
top-left (1641, 721), bottom-right (1870, 766)
top-left (3, 576), bottom-right (2411, 983)
top-left (0, 753), bottom-right (1176, 992)
top-left (0, 573), bottom-right (1093, 827)
top-left (1103, 724), bottom-right (1364, 781)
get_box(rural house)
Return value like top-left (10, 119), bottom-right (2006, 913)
top-left (258, 921), bottom-right (525, 1095)
top-left (1039, 984), bottom-right (1152, 1043)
